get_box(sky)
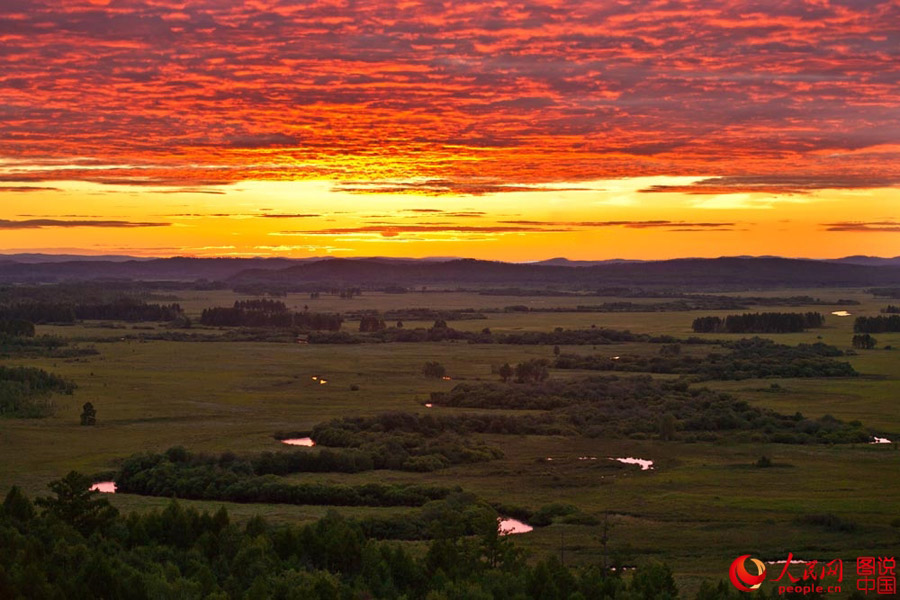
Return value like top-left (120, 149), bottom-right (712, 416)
top-left (1, 0), bottom-right (899, 261)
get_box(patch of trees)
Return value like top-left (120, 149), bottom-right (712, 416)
top-left (359, 314), bottom-right (387, 332)
top-left (234, 298), bottom-right (288, 312)
top-left (852, 334), bottom-right (877, 350)
top-left (116, 449), bottom-right (454, 507)
top-left (1, 478), bottom-right (702, 600)
top-left (0, 365), bottom-right (76, 418)
top-left (554, 338), bottom-right (857, 380)
top-left (313, 412), bottom-right (567, 446)
top-left (0, 319), bottom-right (34, 337)
top-left (276, 419), bottom-right (503, 473)
top-left (200, 301), bottom-right (343, 330)
top-left (125, 417), bottom-right (503, 483)
top-left (422, 361), bottom-right (447, 379)
top-left (514, 359), bottom-right (550, 383)
top-left (883, 305), bottom-right (900, 314)
top-left (854, 315), bottom-right (900, 333)
top-left (429, 375), bottom-right (871, 444)
top-left (692, 312), bottom-right (825, 334)
top-left (0, 333), bottom-right (97, 359)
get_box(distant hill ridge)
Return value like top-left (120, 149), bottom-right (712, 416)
top-left (0, 254), bottom-right (898, 287)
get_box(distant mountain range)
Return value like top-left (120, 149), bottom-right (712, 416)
top-left (1, 253), bottom-right (899, 288)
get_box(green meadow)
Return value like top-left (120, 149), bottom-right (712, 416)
top-left (2, 288), bottom-right (898, 597)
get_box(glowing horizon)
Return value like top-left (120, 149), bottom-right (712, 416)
top-left (2, 1), bottom-right (899, 260)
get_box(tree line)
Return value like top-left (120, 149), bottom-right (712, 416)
top-left (692, 312), bottom-right (825, 334)
top-left (853, 315), bottom-right (900, 333)
top-left (553, 338), bottom-right (857, 381)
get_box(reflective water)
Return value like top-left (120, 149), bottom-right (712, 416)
top-left (282, 437), bottom-right (316, 446)
top-left (90, 481), bottom-right (116, 493)
top-left (831, 310), bottom-right (852, 317)
top-left (498, 517), bottom-right (533, 535)
top-left (611, 457), bottom-right (654, 470)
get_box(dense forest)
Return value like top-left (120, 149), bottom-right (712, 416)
top-left (553, 338), bottom-right (857, 380)
top-left (853, 315), bottom-right (900, 333)
top-left (692, 312), bottom-right (825, 334)
top-left (0, 474), bottom-right (804, 600)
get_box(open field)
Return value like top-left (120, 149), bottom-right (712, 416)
top-left (2, 286), bottom-right (898, 597)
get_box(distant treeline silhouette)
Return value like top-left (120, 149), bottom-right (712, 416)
top-left (692, 312), bottom-right (825, 333)
top-left (0, 298), bottom-right (182, 324)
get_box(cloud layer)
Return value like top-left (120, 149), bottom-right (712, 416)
top-left (1, 0), bottom-right (899, 188)
top-left (0, 219), bottom-right (170, 229)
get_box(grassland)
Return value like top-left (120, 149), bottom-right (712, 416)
top-left (2, 287), bottom-right (897, 597)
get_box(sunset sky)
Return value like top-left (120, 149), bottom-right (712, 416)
top-left (1, 0), bottom-right (898, 260)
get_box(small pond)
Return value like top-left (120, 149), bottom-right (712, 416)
top-left (90, 481), bottom-right (116, 493)
top-left (281, 437), bottom-right (316, 447)
top-left (498, 517), bottom-right (533, 535)
top-left (611, 457), bottom-right (654, 470)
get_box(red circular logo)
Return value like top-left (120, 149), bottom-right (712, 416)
top-left (729, 555), bottom-right (767, 592)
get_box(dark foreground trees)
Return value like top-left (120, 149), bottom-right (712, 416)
top-left (2, 476), bottom-right (784, 600)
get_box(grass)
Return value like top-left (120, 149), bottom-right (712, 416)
top-left (1, 286), bottom-right (897, 598)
